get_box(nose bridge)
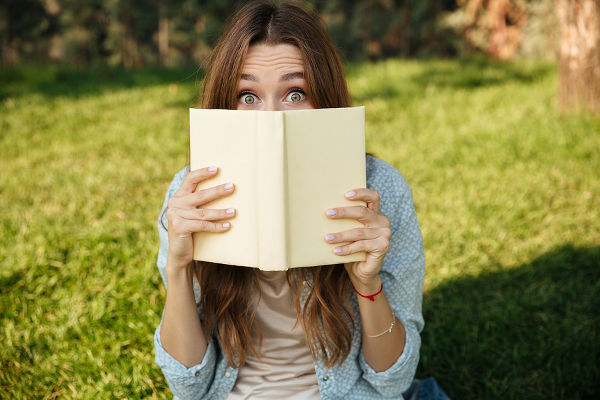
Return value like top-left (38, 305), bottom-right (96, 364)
top-left (263, 96), bottom-right (282, 111)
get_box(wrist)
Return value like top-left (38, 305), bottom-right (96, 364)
top-left (349, 275), bottom-right (382, 296)
top-left (166, 257), bottom-right (194, 278)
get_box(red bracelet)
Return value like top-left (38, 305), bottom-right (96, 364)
top-left (352, 282), bottom-right (383, 301)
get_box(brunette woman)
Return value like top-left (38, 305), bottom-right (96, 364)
top-left (154, 2), bottom-right (448, 399)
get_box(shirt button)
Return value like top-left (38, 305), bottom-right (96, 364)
top-left (194, 370), bottom-right (201, 377)
top-left (322, 375), bottom-right (329, 381)
top-left (225, 371), bottom-right (231, 378)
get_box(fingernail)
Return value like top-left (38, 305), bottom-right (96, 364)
top-left (345, 191), bottom-right (355, 198)
top-left (333, 247), bottom-right (342, 254)
top-left (222, 222), bottom-right (230, 228)
top-left (208, 166), bottom-right (217, 172)
top-left (224, 183), bottom-right (233, 190)
top-left (226, 208), bottom-right (235, 215)
top-left (326, 209), bottom-right (337, 216)
top-left (325, 234), bottom-right (335, 241)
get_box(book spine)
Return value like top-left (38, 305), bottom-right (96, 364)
top-left (256, 112), bottom-right (288, 270)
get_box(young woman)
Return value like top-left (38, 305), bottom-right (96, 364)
top-left (154, 2), bottom-right (448, 399)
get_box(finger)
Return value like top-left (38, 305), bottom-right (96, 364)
top-left (344, 188), bottom-right (381, 213)
top-left (326, 206), bottom-right (370, 222)
top-left (173, 207), bottom-right (236, 221)
top-left (176, 218), bottom-right (232, 234)
top-left (332, 237), bottom-right (389, 257)
top-left (178, 166), bottom-right (219, 194)
top-left (326, 206), bottom-right (390, 227)
top-left (324, 227), bottom-right (389, 244)
top-left (325, 205), bottom-right (376, 224)
top-left (174, 182), bottom-right (235, 208)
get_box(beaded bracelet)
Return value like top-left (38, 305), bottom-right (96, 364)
top-left (366, 312), bottom-right (396, 338)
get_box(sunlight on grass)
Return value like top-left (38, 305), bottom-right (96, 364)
top-left (1, 60), bottom-right (598, 399)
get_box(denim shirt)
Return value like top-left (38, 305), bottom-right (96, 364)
top-left (154, 155), bottom-right (425, 399)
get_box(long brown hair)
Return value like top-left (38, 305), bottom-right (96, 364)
top-left (194, 1), bottom-right (355, 369)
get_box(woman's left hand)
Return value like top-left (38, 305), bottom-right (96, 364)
top-left (324, 188), bottom-right (392, 291)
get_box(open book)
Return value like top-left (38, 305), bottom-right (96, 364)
top-left (190, 106), bottom-right (367, 270)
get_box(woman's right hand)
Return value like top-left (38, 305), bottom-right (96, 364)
top-left (165, 166), bottom-right (236, 271)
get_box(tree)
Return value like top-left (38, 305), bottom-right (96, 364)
top-left (452, 0), bottom-right (528, 60)
top-left (557, 0), bottom-right (600, 114)
top-left (0, 0), bottom-right (49, 67)
top-left (158, 0), bottom-right (169, 66)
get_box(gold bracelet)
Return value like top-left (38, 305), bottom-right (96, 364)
top-left (366, 312), bottom-right (396, 338)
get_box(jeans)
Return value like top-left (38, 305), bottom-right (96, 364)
top-left (402, 378), bottom-right (450, 400)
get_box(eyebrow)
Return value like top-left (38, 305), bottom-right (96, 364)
top-left (280, 72), bottom-right (304, 81)
top-left (240, 72), bottom-right (304, 82)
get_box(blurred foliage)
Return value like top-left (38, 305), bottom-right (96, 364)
top-left (440, 0), bottom-right (558, 60)
top-left (311, 0), bottom-right (458, 60)
top-left (1, 0), bottom-right (560, 67)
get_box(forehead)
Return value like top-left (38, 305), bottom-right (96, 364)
top-left (242, 43), bottom-right (304, 72)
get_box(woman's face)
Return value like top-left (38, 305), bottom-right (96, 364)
top-left (236, 43), bottom-right (314, 111)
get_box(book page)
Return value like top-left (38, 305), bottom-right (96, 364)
top-left (189, 109), bottom-right (260, 267)
top-left (284, 106), bottom-right (367, 268)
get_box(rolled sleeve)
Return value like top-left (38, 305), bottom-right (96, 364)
top-left (154, 321), bottom-right (217, 400)
top-left (360, 159), bottom-right (425, 396)
top-left (358, 320), bottom-right (421, 395)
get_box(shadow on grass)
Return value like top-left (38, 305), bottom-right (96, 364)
top-left (0, 65), bottom-right (205, 100)
top-left (351, 57), bottom-right (555, 104)
top-left (418, 244), bottom-right (600, 400)
top-left (412, 57), bottom-right (555, 90)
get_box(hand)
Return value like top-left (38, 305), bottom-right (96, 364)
top-left (324, 188), bottom-right (392, 292)
top-left (165, 166), bottom-right (236, 271)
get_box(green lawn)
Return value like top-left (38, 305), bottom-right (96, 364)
top-left (1, 59), bottom-right (598, 399)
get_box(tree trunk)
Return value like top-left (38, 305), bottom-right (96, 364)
top-left (557, 0), bottom-right (600, 114)
top-left (45, 0), bottom-right (63, 62)
top-left (121, 10), bottom-right (140, 68)
top-left (1, 11), bottom-right (18, 67)
top-left (158, 0), bottom-right (169, 66)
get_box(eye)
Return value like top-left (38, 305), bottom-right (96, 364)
top-left (286, 89), bottom-right (305, 103)
top-left (239, 92), bottom-right (258, 105)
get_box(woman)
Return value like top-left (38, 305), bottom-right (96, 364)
top-left (154, 2), bottom-right (447, 399)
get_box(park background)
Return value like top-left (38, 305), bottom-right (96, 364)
top-left (1, 0), bottom-right (599, 398)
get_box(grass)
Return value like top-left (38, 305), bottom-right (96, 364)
top-left (1, 58), bottom-right (598, 399)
